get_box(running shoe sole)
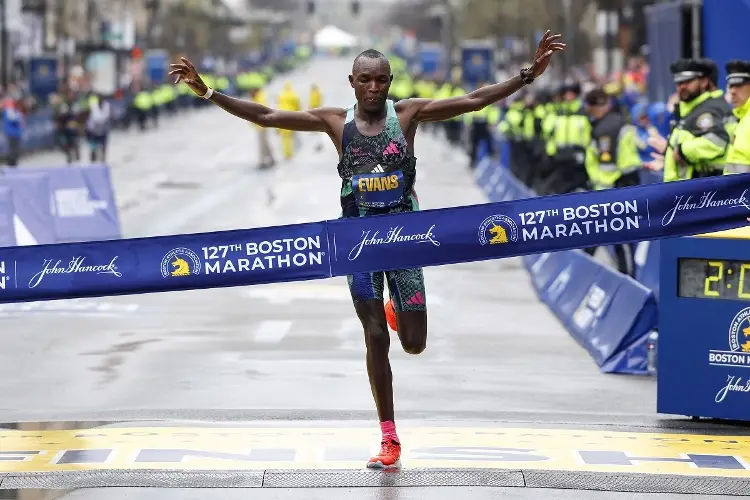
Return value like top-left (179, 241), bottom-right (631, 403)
top-left (366, 459), bottom-right (402, 470)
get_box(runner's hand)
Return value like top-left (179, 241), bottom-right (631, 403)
top-left (529, 30), bottom-right (567, 78)
top-left (169, 57), bottom-right (209, 97)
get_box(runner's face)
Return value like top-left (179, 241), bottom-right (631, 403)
top-left (350, 59), bottom-right (391, 112)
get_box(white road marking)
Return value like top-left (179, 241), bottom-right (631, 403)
top-left (254, 320), bottom-right (292, 343)
top-left (245, 282), bottom-right (352, 304)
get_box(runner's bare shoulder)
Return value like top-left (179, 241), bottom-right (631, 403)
top-left (310, 107), bottom-right (347, 137)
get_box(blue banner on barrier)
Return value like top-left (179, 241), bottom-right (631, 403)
top-left (543, 250), bottom-right (657, 374)
top-left (0, 186), bottom-right (15, 247)
top-left (5, 164), bottom-right (122, 243)
top-left (525, 251), bottom-right (569, 295)
top-left (0, 222), bottom-right (330, 303)
top-left (475, 149), bottom-right (659, 374)
top-left (0, 173), bottom-right (56, 246)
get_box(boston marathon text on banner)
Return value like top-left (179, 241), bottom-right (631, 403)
top-left (1, 174), bottom-right (750, 303)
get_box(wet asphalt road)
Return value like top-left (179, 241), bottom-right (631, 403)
top-left (0, 58), bottom-right (708, 500)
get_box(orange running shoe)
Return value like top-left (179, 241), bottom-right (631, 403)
top-left (384, 299), bottom-right (398, 332)
top-left (367, 439), bottom-right (402, 469)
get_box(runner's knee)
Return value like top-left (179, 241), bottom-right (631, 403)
top-left (356, 303), bottom-right (390, 349)
top-left (400, 333), bottom-right (426, 355)
top-left (397, 314), bottom-right (427, 355)
top-left (363, 321), bottom-right (390, 349)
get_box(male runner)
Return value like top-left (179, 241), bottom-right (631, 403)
top-left (169, 30), bottom-right (565, 469)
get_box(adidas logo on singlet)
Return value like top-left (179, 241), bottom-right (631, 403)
top-left (371, 164), bottom-right (385, 173)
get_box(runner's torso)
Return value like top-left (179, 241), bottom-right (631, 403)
top-left (336, 100), bottom-right (418, 218)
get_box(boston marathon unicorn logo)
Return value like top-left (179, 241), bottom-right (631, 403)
top-left (478, 214), bottom-right (518, 245)
top-left (161, 248), bottom-right (201, 278)
top-left (170, 257), bottom-right (191, 276)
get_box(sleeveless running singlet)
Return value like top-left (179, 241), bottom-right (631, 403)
top-left (336, 100), bottom-right (427, 313)
top-left (337, 100), bottom-right (419, 218)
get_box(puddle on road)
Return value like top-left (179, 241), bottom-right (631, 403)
top-left (81, 339), bottom-right (162, 385)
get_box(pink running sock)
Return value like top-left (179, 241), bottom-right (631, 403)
top-left (380, 420), bottom-right (399, 443)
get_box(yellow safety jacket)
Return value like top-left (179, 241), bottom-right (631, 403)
top-left (724, 97), bottom-right (750, 174)
top-left (664, 89), bottom-right (732, 181)
top-left (463, 105), bottom-right (500, 126)
top-left (309, 88), bottom-right (322, 108)
top-left (546, 100), bottom-right (590, 157)
top-left (586, 118), bottom-right (641, 189)
top-left (498, 103), bottom-right (524, 139)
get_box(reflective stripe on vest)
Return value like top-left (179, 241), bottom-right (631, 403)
top-left (725, 163), bottom-right (750, 174)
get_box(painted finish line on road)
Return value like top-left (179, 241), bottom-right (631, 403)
top-left (2, 425), bottom-right (750, 476)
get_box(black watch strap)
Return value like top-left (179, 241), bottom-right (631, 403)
top-left (520, 68), bottom-right (535, 85)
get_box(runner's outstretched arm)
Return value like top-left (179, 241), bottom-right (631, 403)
top-left (169, 57), bottom-right (341, 132)
top-left (403, 31), bottom-right (566, 123)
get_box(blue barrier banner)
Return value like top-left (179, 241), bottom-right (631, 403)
top-left (634, 239), bottom-right (661, 299)
top-left (328, 173), bottom-right (750, 276)
top-left (548, 250), bottom-right (657, 373)
top-left (460, 43), bottom-right (493, 88)
top-left (525, 251), bottom-right (569, 294)
top-left (29, 57), bottom-right (58, 102)
top-left (6, 164), bottom-right (122, 243)
top-left (0, 222), bottom-right (330, 304)
top-left (474, 147), bottom-right (660, 375)
top-left (0, 186), bottom-right (15, 247)
top-left (0, 173), bottom-right (56, 246)
top-left (21, 109), bottom-right (56, 152)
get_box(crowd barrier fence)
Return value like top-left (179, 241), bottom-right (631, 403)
top-left (474, 139), bottom-right (668, 374)
top-left (0, 164), bottom-right (121, 247)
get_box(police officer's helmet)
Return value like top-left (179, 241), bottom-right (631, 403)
top-left (669, 58), bottom-right (715, 85)
top-left (563, 82), bottom-right (582, 96)
top-left (726, 60), bottom-right (750, 87)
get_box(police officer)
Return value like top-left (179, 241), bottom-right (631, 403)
top-left (584, 88), bottom-right (641, 191)
top-left (497, 93), bottom-right (525, 178)
top-left (582, 88), bottom-right (642, 277)
top-left (662, 58), bottom-right (732, 182)
top-left (541, 82), bottom-right (591, 195)
top-left (465, 81), bottom-right (500, 168)
top-left (724, 60), bottom-right (750, 174)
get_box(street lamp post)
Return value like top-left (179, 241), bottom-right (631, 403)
top-left (0, 0), bottom-right (7, 88)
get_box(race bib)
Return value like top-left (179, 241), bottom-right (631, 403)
top-left (352, 162), bottom-right (405, 209)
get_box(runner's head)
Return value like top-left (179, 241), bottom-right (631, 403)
top-left (350, 49), bottom-right (392, 113)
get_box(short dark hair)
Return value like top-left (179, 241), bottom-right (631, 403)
top-left (352, 49), bottom-right (390, 73)
top-left (584, 88), bottom-right (609, 106)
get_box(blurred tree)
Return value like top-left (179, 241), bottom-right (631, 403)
top-left (385, 0), bottom-right (445, 42)
top-left (459, 0), bottom-right (595, 65)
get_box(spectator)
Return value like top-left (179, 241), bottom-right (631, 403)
top-left (2, 85), bottom-right (25, 168)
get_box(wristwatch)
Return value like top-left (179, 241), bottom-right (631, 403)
top-left (520, 67), bottom-right (535, 85)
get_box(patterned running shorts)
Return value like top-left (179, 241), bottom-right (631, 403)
top-left (347, 267), bottom-right (426, 312)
